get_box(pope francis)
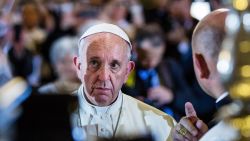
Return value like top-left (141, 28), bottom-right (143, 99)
top-left (73, 23), bottom-right (176, 141)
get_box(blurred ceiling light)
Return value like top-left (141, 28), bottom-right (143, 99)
top-left (233, 0), bottom-right (248, 11)
top-left (190, 1), bottom-right (211, 21)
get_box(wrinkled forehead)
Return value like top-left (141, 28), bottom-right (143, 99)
top-left (83, 32), bottom-right (129, 50)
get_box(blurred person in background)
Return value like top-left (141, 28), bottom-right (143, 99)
top-left (38, 36), bottom-right (80, 94)
top-left (40, 0), bottom-right (79, 83)
top-left (0, 15), bottom-right (31, 140)
top-left (141, 0), bottom-right (171, 32)
top-left (21, 2), bottom-right (46, 54)
top-left (166, 0), bottom-right (198, 85)
top-left (12, 2), bottom-right (48, 86)
top-left (75, 2), bottom-right (103, 38)
top-left (8, 25), bottom-right (34, 84)
top-left (0, 46), bottom-right (31, 141)
top-left (100, 0), bottom-right (144, 39)
top-left (127, 0), bottom-right (145, 28)
top-left (122, 24), bottom-right (192, 120)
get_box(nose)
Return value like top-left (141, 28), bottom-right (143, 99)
top-left (97, 65), bottom-right (110, 81)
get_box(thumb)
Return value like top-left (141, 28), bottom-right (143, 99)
top-left (185, 102), bottom-right (197, 117)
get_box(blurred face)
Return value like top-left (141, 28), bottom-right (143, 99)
top-left (137, 39), bottom-right (165, 69)
top-left (111, 1), bottom-right (127, 21)
top-left (56, 54), bottom-right (78, 82)
top-left (168, 0), bottom-right (190, 19)
top-left (75, 33), bottom-right (134, 106)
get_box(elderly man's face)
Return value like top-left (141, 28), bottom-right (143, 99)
top-left (75, 33), bottom-right (134, 106)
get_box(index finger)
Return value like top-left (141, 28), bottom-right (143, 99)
top-left (185, 102), bottom-right (197, 117)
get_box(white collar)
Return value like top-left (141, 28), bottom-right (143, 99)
top-left (78, 84), bottom-right (123, 118)
top-left (216, 91), bottom-right (229, 103)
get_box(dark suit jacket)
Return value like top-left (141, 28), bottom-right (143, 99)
top-left (216, 95), bottom-right (232, 109)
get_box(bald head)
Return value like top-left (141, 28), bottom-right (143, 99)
top-left (192, 9), bottom-right (229, 59)
top-left (192, 9), bottom-right (229, 98)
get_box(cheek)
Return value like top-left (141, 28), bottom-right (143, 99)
top-left (83, 72), bottom-right (97, 88)
top-left (56, 64), bottom-right (64, 74)
top-left (83, 72), bottom-right (90, 84)
top-left (112, 70), bottom-right (127, 86)
top-left (83, 73), bottom-right (92, 93)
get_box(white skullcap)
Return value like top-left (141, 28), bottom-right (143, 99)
top-left (78, 23), bottom-right (132, 49)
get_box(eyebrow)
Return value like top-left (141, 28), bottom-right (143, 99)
top-left (88, 56), bottom-right (122, 64)
top-left (111, 60), bottom-right (121, 64)
top-left (88, 56), bottom-right (100, 60)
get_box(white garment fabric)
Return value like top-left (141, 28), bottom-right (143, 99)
top-left (76, 85), bottom-right (176, 141)
top-left (199, 120), bottom-right (239, 141)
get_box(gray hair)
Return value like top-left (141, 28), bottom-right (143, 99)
top-left (50, 36), bottom-right (78, 65)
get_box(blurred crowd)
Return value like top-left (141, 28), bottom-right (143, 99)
top-left (0, 0), bottom-right (226, 123)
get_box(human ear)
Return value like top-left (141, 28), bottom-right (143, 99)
top-left (73, 56), bottom-right (82, 79)
top-left (194, 54), bottom-right (210, 79)
top-left (127, 61), bottom-right (135, 73)
top-left (124, 61), bottom-right (135, 83)
top-left (73, 56), bottom-right (81, 70)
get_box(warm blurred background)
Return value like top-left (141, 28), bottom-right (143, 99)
top-left (0, 0), bottom-right (228, 127)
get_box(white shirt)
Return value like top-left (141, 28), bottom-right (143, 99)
top-left (77, 85), bottom-right (122, 138)
top-left (76, 85), bottom-right (176, 141)
top-left (216, 92), bottom-right (229, 103)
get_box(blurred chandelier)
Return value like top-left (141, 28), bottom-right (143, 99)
top-left (217, 0), bottom-right (250, 140)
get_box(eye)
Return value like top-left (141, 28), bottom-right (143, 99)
top-left (89, 60), bottom-right (100, 69)
top-left (110, 61), bottom-right (121, 70)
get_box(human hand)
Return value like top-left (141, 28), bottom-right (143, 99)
top-left (147, 86), bottom-right (173, 106)
top-left (172, 102), bottom-right (208, 141)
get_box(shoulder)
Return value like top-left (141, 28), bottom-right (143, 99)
top-left (122, 94), bottom-right (176, 141)
top-left (123, 93), bottom-right (176, 126)
top-left (123, 94), bottom-right (166, 115)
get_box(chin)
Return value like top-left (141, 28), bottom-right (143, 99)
top-left (95, 95), bottom-right (112, 106)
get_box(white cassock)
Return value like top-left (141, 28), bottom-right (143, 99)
top-left (74, 85), bottom-right (176, 141)
top-left (200, 121), bottom-right (239, 141)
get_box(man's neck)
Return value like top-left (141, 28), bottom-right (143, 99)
top-left (79, 86), bottom-right (122, 115)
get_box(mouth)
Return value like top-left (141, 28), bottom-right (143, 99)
top-left (94, 87), bottom-right (112, 93)
top-left (95, 87), bottom-right (111, 90)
